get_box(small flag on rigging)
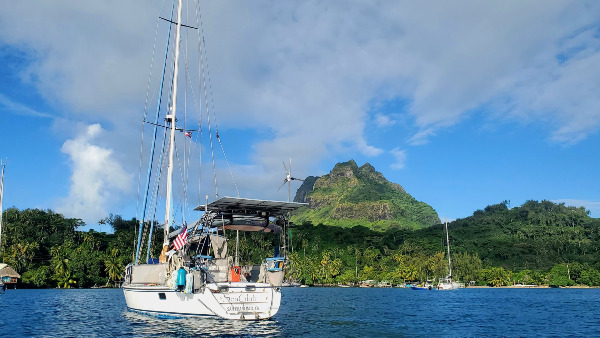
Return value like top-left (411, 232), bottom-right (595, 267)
top-left (184, 131), bottom-right (192, 138)
top-left (173, 223), bottom-right (188, 251)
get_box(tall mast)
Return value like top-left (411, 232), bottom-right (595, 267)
top-left (0, 162), bottom-right (4, 260)
top-left (163, 0), bottom-right (184, 248)
top-left (445, 220), bottom-right (452, 278)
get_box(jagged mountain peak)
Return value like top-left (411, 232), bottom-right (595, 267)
top-left (317, 160), bottom-right (403, 191)
top-left (292, 160), bottom-right (439, 230)
top-left (329, 160), bottom-right (358, 179)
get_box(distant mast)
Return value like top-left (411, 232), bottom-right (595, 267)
top-left (161, 0), bottom-right (184, 261)
top-left (0, 161), bottom-right (4, 260)
top-left (445, 220), bottom-right (452, 278)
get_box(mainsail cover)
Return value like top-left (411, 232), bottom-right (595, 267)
top-left (210, 234), bottom-right (228, 259)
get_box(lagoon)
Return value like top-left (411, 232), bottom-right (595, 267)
top-left (1, 287), bottom-right (598, 336)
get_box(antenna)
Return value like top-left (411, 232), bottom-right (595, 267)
top-left (277, 158), bottom-right (304, 202)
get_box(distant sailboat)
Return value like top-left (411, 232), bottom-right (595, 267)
top-left (437, 220), bottom-right (460, 290)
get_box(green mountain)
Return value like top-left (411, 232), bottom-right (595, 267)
top-left (286, 200), bottom-right (600, 286)
top-left (431, 200), bottom-right (600, 270)
top-left (291, 160), bottom-right (440, 230)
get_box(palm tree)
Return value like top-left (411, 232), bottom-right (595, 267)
top-left (105, 247), bottom-right (124, 287)
top-left (51, 246), bottom-right (74, 288)
top-left (6, 241), bottom-right (39, 273)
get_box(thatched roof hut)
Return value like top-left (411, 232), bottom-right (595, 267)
top-left (0, 263), bottom-right (21, 284)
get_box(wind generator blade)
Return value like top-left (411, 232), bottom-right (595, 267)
top-left (282, 160), bottom-right (289, 175)
top-left (290, 177), bottom-right (304, 181)
top-left (277, 179), bottom-right (288, 191)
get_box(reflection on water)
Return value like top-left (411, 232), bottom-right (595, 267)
top-left (1, 289), bottom-right (282, 337)
top-left (124, 310), bottom-right (283, 337)
top-left (2, 288), bottom-right (600, 336)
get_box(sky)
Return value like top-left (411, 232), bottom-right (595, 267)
top-left (1, 0), bottom-right (599, 231)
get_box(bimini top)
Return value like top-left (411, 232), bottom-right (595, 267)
top-left (195, 196), bottom-right (307, 217)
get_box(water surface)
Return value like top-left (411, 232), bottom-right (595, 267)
top-left (1, 287), bottom-right (598, 337)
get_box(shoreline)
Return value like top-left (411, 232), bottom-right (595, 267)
top-left (467, 285), bottom-right (598, 289)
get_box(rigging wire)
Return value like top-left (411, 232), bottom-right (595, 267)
top-left (134, 12), bottom-right (161, 263)
top-left (134, 14), bottom-right (161, 262)
top-left (174, 141), bottom-right (186, 228)
top-left (182, 3), bottom-right (189, 223)
top-left (137, 11), bottom-right (162, 214)
top-left (195, 2), bottom-right (239, 198)
top-left (180, 39), bottom-right (203, 210)
top-left (138, 217), bottom-right (151, 260)
top-left (144, 15), bottom-right (179, 263)
top-left (135, 0), bottom-right (175, 265)
top-left (184, 64), bottom-right (202, 208)
top-left (204, 70), bottom-right (218, 199)
top-left (146, 124), bottom-right (169, 263)
top-left (194, 1), bottom-right (204, 207)
top-left (182, 6), bottom-right (203, 210)
top-left (148, 2), bottom-right (201, 262)
top-left (216, 133), bottom-right (239, 197)
top-left (181, 0), bottom-right (202, 218)
top-left (195, 2), bottom-right (218, 199)
top-left (136, 1), bottom-right (246, 263)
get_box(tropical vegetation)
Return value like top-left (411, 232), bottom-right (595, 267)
top-left (1, 199), bottom-right (599, 288)
top-left (0, 209), bottom-right (159, 288)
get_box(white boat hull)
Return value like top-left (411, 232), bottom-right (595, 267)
top-left (123, 282), bottom-right (281, 320)
top-left (437, 282), bottom-right (460, 290)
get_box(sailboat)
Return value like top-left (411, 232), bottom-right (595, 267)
top-left (122, 0), bottom-right (306, 320)
top-left (437, 220), bottom-right (460, 290)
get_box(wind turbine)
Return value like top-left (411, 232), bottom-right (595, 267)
top-left (277, 158), bottom-right (304, 202)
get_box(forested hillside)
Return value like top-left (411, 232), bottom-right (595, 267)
top-left (0, 209), bottom-right (158, 288)
top-left (285, 200), bottom-right (600, 286)
top-left (1, 200), bottom-right (599, 288)
top-left (447, 200), bottom-right (600, 270)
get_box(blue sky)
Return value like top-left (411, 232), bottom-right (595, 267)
top-left (1, 1), bottom-right (599, 231)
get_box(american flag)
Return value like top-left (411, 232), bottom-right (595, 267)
top-left (173, 223), bottom-right (188, 251)
top-left (184, 131), bottom-right (192, 138)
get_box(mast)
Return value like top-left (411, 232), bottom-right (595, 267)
top-left (445, 220), bottom-right (452, 278)
top-left (163, 0), bottom-right (184, 250)
top-left (0, 162), bottom-right (4, 260)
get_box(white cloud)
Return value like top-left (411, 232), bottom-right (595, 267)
top-left (408, 128), bottom-right (437, 146)
top-left (390, 148), bottom-right (407, 170)
top-left (0, 2), bottom-right (159, 121)
top-left (1, 0), bottom-right (600, 209)
top-left (509, 48), bottom-right (600, 144)
top-left (0, 93), bottom-right (53, 119)
top-left (395, 1), bottom-right (600, 145)
top-left (57, 124), bottom-right (132, 225)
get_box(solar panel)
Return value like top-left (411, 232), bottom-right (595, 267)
top-left (194, 196), bottom-right (307, 216)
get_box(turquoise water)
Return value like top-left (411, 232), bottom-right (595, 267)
top-left (1, 287), bottom-right (599, 336)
